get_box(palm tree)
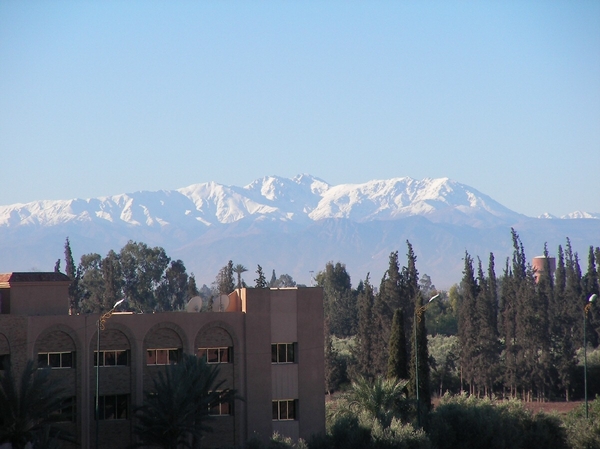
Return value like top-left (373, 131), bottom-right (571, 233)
top-left (333, 376), bottom-right (410, 428)
top-left (232, 264), bottom-right (248, 289)
top-left (132, 353), bottom-right (235, 449)
top-left (0, 360), bottom-right (68, 449)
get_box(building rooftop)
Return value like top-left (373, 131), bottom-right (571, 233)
top-left (0, 272), bottom-right (71, 284)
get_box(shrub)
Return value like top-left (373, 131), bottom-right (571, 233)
top-left (562, 397), bottom-right (600, 449)
top-left (369, 417), bottom-right (431, 449)
top-left (428, 394), bottom-right (567, 449)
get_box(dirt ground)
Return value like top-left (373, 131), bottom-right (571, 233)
top-left (430, 397), bottom-right (584, 415)
top-left (521, 400), bottom-right (583, 415)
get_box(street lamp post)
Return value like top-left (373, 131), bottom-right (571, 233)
top-left (414, 293), bottom-right (439, 428)
top-left (584, 293), bottom-right (597, 419)
top-left (95, 299), bottom-right (125, 449)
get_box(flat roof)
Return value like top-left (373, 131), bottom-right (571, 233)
top-left (0, 272), bottom-right (71, 284)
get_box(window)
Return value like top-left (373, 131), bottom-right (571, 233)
top-left (52, 396), bottom-right (76, 422)
top-left (146, 348), bottom-right (180, 365)
top-left (38, 352), bottom-right (74, 369)
top-left (0, 354), bottom-right (9, 370)
top-left (209, 392), bottom-right (232, 416)
top-left (272, 399), bottom-right (296, 421)
top-left (96, 394), bottom-right (128, 420)
top-left (271, 343), bottom-right (295, 364)
top-left (94, 350), bottom-right (128, 367)
top-left (198, 347), bottom-right (231, 364)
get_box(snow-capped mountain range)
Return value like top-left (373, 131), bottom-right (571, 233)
top-left (1, 175), bottom-right (598, 288)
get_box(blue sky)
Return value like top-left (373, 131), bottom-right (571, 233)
top-left (1, 1), bottom-right (598, 217)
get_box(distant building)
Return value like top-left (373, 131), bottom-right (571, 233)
top-left (0, 272), bottom-right (325, 448)
top-left (531, 256), bottom-right (556, 283)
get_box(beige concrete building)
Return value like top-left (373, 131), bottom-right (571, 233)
top-left (0, 273), bottom-right (325, 448)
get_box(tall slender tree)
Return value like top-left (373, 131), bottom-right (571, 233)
top-left (387, 308), bottom-right (408, 380)
top-left (549, 245), bottom-right (577, 400)
top-left (457, 252), bottom-right (479, 395)
top-left (409, 290), bottom-right (433, 425)
top-left (582, 246), bottom-right (600, 347)
top-left (64, 237), bottom-right (80, 313)
top-left (352, 274), bottom-right (376, 380)
top-left (254, 265), bottom-right (267, 288)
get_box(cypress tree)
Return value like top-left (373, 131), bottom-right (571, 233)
top-left (565, 239), bottom-right (584, 341)
top-left (515, 265), bottom-right (547, 401)
top-left (501, 256), bottom-right (518, 397)
top-left (255, 265), bottom-right (268, 288)
top-left (583, 246), bottom-right (600, 347)
top-left (269, 269), bottom-right (277, 288)
top-left (64, 237), bottom-right (80, 314)
top-left (353, 274), bottom-right (376, 380)
top-left (409, 290), bottom-right (432, 425)
top-left (474, 256), bottom-right (499, 397)
top-left (187, 273), bottom-right (199, 299)
top-left (457, 252), bottom-right (479, 395)
top-left (373, 252), bottom-right (404, 375)
top-left (387, 308), bottom-right (408, 380)
top-left (550, 245), bottom-right (577, 400)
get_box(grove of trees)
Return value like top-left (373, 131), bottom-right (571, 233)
top-left (319, 230), bottom-right (600, 405)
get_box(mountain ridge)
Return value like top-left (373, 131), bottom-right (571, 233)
top-left (1, 175), bottom-right (598, 288)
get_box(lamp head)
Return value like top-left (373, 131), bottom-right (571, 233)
top-left (590, 294), bottom-right (598, 303)
top-left (113, 299), bottom-right (125, 309)
top-left (428, 293), bottom-right (440, 303)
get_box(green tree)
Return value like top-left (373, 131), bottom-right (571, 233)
top-left (373, 252), bottom-right (406, 376)
top-left (78, 252), bottom-right (105, 312)
top-left (316, 262), bottom-right (356, 338)
top-left (269, 269), bottom-right (277, 288)
top-left (255, 265), bottom-right (268, 288)
top-left (275, 273), bottom-right (297, 288)
top-left (387, 308), bottom-right (408, 380)
top-left (0, 360), bottom-right (70, 449)
top-left (474, 255), bottom-right (500, 397)
top-left (64, 237), bottom-right (81, 313)
top-left (233, 264), bottom-right (248, 289)
top-left (582, 246), bottom-right (599, 347)
top-left (352, 274), bottom-right (376, 380)
top-left (324, 319), bottom-right (343, 395)
top-left (157, 260), bottom-right (190, 311)
top-left (457, 252), bottom-right (479, 395)
top-left (133, 353), bottom-right (235, 449)
top-left (215, 261), bottom-right (235, 296)
top-left (409, 291), bottom-right (433, 426)
top-left (120, 241), bottom-right (170, 313)
top-left (101, 249), bottom-right (123, 312)
top-left (428, 335), bottom-right (460, 397)
top-left (187, 273), bottom-right (200, 299)
top-left (333, 376), bottom-right (411, 429)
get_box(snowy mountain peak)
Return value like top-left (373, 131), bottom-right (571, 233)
top-left (561, 211), bottom-right (600, 219)
top-left (4, 174), bottom-right (592, 231)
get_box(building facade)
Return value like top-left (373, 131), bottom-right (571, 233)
top-left (0, 273), bottom-right (325, 448)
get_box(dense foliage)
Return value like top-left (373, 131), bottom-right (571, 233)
top-left (132, 353), bottom-right (235, 449)
top-left (0, 361), bottom-right (72, 449)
